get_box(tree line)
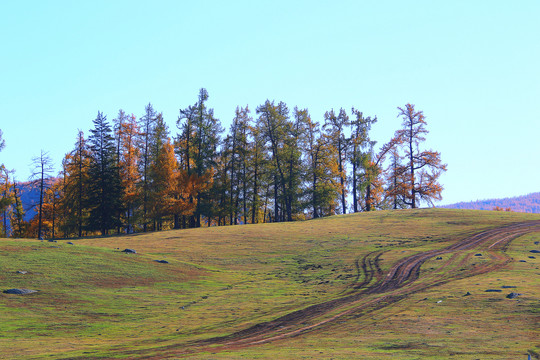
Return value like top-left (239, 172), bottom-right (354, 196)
top-left (0, 89), bottom-right (446, 238)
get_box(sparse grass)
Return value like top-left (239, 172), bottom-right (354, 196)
top-left (0, 208), bottom-right (539, 359)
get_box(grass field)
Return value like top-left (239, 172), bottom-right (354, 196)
top-left (0, 208), bottom-right (539, 359)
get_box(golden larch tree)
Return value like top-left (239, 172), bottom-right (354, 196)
top-left (117, 114), bottom-right (141, 233)
top-left (393, 104), bottom-right (447, 208)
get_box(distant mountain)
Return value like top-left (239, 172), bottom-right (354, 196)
top-left (18, 181), bottom-right (40, 221)
top-left (1, 181), bottom-right (38, 235)
top-left (441, 192), bottom-right (540, 213)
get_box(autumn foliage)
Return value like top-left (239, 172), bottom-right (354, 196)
top-left (388, 104), bottom-right (447, 208)
top-left (1, 93), bottom-right (450, 238)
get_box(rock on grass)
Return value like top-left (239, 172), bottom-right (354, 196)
top-left (506, 292), bottom-right (522, 299)
top-left (122, 249), bottom-right (137, 254)
top-left (3, 289), bottom-right (38, 295)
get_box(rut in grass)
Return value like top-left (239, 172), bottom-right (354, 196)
top-left (191, 221), bottom-right (540, 350)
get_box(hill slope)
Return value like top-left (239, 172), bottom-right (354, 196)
top-left (1, 209), bottom-right (539, 359)
top-left (442, 192), bottom-right (540, 213)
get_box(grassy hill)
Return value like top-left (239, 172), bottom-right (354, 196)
top-left (1, 209), bottom-right (539, 359)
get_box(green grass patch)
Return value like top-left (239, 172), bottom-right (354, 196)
top-left (0, 208), bottom-right (539, 359)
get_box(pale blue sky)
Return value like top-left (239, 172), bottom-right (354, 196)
top-left (1, 1), bottom-right (538, 205)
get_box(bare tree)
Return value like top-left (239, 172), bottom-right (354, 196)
top-left (31, 150), bottom-right (54, 239)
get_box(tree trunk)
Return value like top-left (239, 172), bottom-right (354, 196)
top-left (37, 167), bottom-right (44, 239)
top-left (409, 125), bottom-right (416, 209)
top-left (338, 140), bottom-right (346, 214)
top-left (352, 156), bottom-right (358, 213)
top-left (78, 141), bottom-right (83, 238)
top-left (196, 193), bottom-right (201, 227)
top-left (273, 176), bottom-right (279, 222)
top-left (52, 198), bottom-right (56, 239)
top-left (312, 172), bottom-right (318, 218)
top-left (365, 183), bottom-right (371, 212)
top-left (251, 154), bottom-right (259, 224)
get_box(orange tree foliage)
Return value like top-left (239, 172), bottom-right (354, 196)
top-left (23, 178), bottom-right (62, 239)
top-left (385, 146), bottom-right (409, 209)
top-left (38, 178), bottom-right (63, 238)
top-left (3, 97), bottom-right (454, 238)
top-left (148, 139), bottom-right (180, 230)
top-left (175, 170), bottom-right (213, 218)
top-left (117, 113), bottom-right (141, 232)
top-left (149, 138), bottom-right (213, 230)
top-left (493, 206), bottom-right (512, 212)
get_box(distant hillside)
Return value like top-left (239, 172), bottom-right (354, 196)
top-left (2, 182), bottom-right (39, 233)
top-left (441, 192), bottom-right (540, 213)
top-left (18, 181), bottom-right (39, 220)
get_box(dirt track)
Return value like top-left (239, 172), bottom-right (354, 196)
top-left (147, 221), bottom-right (540, 358)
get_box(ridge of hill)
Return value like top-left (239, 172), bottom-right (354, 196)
top-left (441, 192), bottom-right (540, 213)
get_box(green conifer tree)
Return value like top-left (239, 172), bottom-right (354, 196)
top-left (87, 112), bottom-right (123, 235)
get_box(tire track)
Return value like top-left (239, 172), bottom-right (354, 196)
top-left (143, 220), bottom-right (540, 359)
top-left (346, 251), bottom-right (383, 292)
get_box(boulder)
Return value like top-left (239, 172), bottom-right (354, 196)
top-left (530, 250), bottom-right (540, 254)
top-left (485, 289), bottom-right (502, 292)
top-left (506, 292), bottom-right (522, 299)
top-left (122, 249), bottom-right (137, 254)
top-left (155, 260), bottom-right (169, 264)
top-left (16, 271), bottom-right (28, 274)
top-left (67, 242), bottom-right (74, 245)
top-left (3, 288), bottom-right (38, 295)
